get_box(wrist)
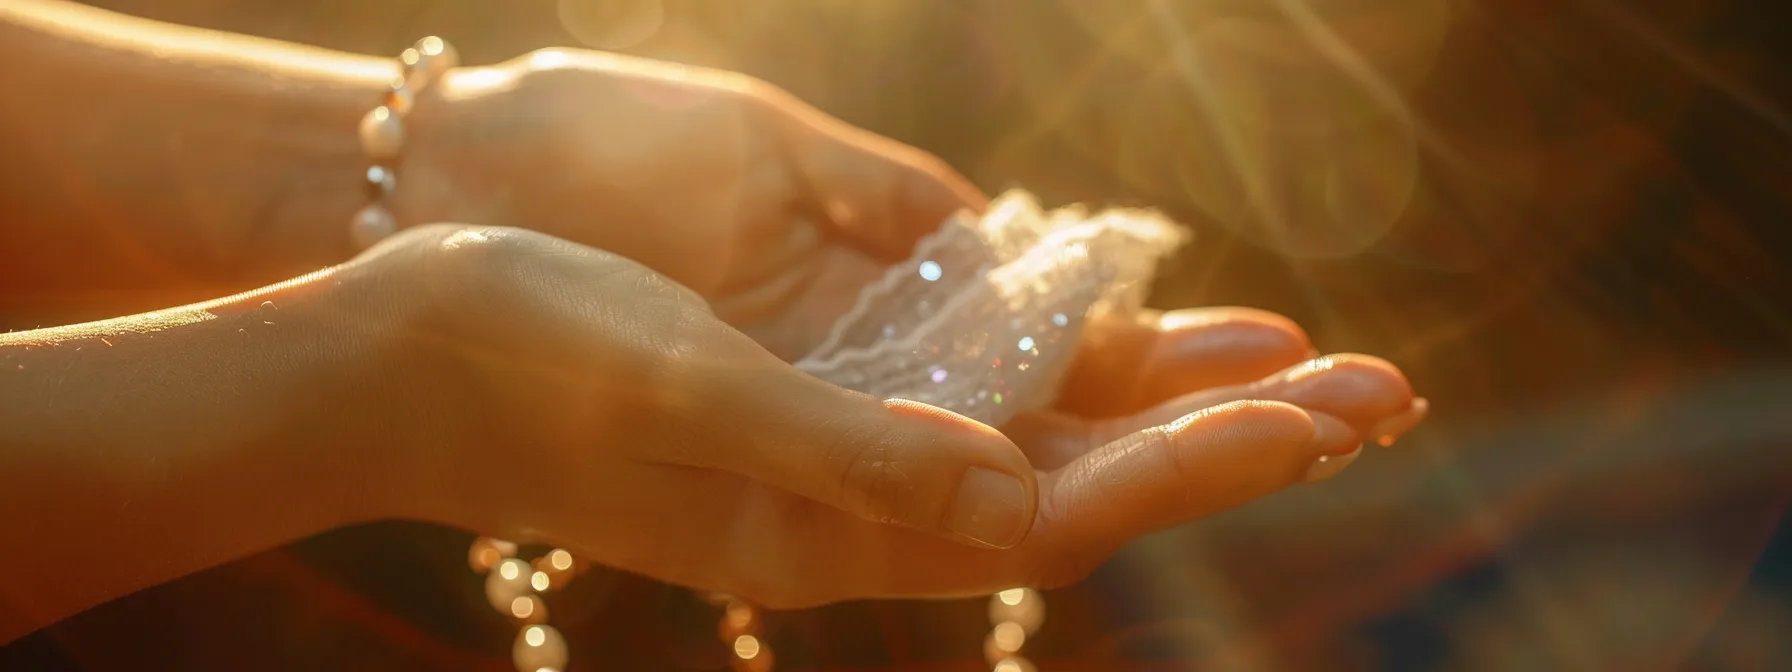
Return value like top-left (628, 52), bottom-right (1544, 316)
top-left (210, 264), bottom-right (440, 527)
top-left (388, 64), bottom-right (523, 231)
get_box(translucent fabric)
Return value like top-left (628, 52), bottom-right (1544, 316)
top-left (795, 190), bottom-right (1188, 427)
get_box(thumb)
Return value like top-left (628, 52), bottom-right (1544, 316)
top-left (654, 339), bottom-right (1038, 550)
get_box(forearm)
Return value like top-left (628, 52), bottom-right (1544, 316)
top-left (0, 0), bottom-right (413, 299)
top-left (0, 267), bottom-right (415, 643)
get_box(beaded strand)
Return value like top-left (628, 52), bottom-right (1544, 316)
top-left (350, 36), bottom-right (458, 249)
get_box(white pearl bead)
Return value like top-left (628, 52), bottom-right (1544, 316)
top-left (983, 621), bottom-right (1027, 663)
top-left (508, 594), bottom-right (550, 625)
top-left (402, 36), bottom-right (459, 90)
top-left (350, 204), bottom-right (397, 249)
top-left (530, 549), bottom-right (579, 592)
top-left (988, 588), bottom-right (1045, 634)
top-left (513, 624), bottom-right (568, 672)
top-left (357, 105), bottom-right (405, 160)
top-left (717, 599), bottom-right (761, 641)
top-left (467, 537), bottom-right (518, 573)
top-left (485, 558), bottom-right (534, 614)
top-left (731, 634), bottom-right (774, 671)
top-left (365, 165), bottom-right (397, 198)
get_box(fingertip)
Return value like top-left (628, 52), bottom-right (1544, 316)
top-left (1270, 354), bottom-right (1415, 429)
top-left (879, 399), bottom-right (1038, 549)
top-left (1309, 411), bottom-right (1363, 457)
top-left (1370, 397), bottom-right (1430, 447)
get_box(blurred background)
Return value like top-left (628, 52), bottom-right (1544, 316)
top-left (5, 0), bottom-right (1791, 669)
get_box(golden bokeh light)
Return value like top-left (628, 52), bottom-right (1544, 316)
top-left (732, 634), bottom-right (761, 659)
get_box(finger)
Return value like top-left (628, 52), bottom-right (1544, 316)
top-left (1006, 353), bottom-right (1414, 468)
top-left (1041, 401), bottom-right (1362, 546)
top-left (1368, 397), bottom-right (1430, 447)
top-left (767, 91), bottom-right (988, 258)
top-left (643, 331), bottom-right (1038, 550)
top-left (753, 401), bottom-right (1364, 604)
top-left (1053, 307), bottom-right (1314, 417)
top-left (1118, 354), bottom-right (1417, 435)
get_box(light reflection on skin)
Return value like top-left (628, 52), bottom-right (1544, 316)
top-left (0, 267), bottom-right (340, 348)
top-left (4, 0), bottom-right (395, 83)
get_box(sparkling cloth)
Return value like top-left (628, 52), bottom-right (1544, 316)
top-left (795, 190), bottom-right (1188, 427)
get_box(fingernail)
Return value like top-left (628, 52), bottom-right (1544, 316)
top-left (1304, 446), bottom-right (1363, 483)
top-left (945, 467), bottom-right (1031, 549)
top-left (1302, 412), bottom-right (1362, 483)
top-left (1369, 397), bottom-right (1430, 447)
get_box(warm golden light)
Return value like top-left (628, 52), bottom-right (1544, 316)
top-left (525, 626), bottom-right (547, 647)
top-left (531, 571), bottom-right (551, 592)
top-left (548, 549), bottom-right (574, 571)
top-left (725, 602), bottom-right (754, 628)
top-left (998, 588), bottom-right (1027, 606)
top-left (471, 547), bottom-right (501, 571)
top-left (468, 537), bottom-right (517, 573)
top-left (993, 622), bottom-right (1026, 652)
top-left (989, 589), bottom-right (1045, 635)
top-left (510, 596), bottom-right (536, 619)
top-left (558, 0), bottom-right (665, 51)
top-left (500, 560), bottom-right (521, 581)
top-left (733, 635), bottom-right (761, 659)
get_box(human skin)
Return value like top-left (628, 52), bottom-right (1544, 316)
top-left (0, 0), bottom-right (1427, 645)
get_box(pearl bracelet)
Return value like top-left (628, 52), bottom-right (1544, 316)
top-left (466, 534), bottom-right (1047, 671)
top-left (350, 36), bottom-right (459, 250)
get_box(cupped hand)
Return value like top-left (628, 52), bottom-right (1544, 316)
top-left (361, 225), bottom-right (1426, 610)
top-left (402, 48), bottom-right (982, 358)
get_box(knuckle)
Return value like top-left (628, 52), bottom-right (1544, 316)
top-left (733, 74), bottom-right (794, 110)
top-left (393, 225), bottom-right (542, 313)
top-left (519, 47), bottom-right (580, 73)
top-left (1139, 426), bottom-right (1199, 507)
top-left (1036, 469), bottom-right (1085, 533)
top-left (1024, 485), bottom-right (1106, 590)
top-left (831, 430), bottom-right (916, 525)
top-left (416, 225), bottom-right (550, 284)
top-left (904, 148), bottom-right (957, 180)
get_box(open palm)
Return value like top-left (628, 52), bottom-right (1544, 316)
top-left (407, 48), bottom-right (1428, 603)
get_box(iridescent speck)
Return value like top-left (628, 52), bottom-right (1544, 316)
top-left (918, 260), bottom-right (943, 282)
top-left (1017, 336), bottom-right (1036, 351)
top-left (930, 367), bottom-right (948, 383)
top-left (1051, 313), bottom-right (1069, 327)
top-left (993, 392), bottom-right (1004, 405)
